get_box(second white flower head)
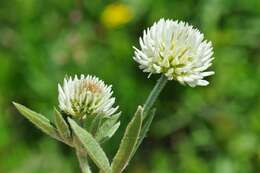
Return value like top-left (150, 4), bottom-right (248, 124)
top-left (58, 75), bottom-right (118, 119)
top-left (134, 19), bottom-right (214, 87)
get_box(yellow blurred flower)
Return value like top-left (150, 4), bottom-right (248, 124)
top-left (101, 3), bottom-right (133, 28)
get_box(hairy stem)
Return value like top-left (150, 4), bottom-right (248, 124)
top-left (129, 75), bottom-right (167, 160)
top-left (143, 75), bottom-right (168, 119)
top-left (76, 149), bottom-right (92, 173)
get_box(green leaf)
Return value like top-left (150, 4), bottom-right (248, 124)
top-left (85, 114), bottom-right (97, 131)
top-left (106, 122), bottom-right (120, 138)
top-left (111, 106), bottom-right (143, 173)
top-left (131, 108), bottom-right (156, 158)
top-left (13, 102), bottom-right (60, 140)
top-left (54, 108), bottom-right (71, 141)
top-left (98, 122), bottom-right (121, 144)
top-left (68, 118), bottom-right (111, 173)
top-left (89, 113), bottom-right (103, 135)
top-left (139, 108), bottom-right (156, 144)
top-left (95, 113), bottom-right (121, 142)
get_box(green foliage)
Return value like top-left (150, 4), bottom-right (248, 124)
top-left (54, 108), bottom-right (71, 142)
top-left (13, 102), bottom-right (60, 140)
top-left (68, 118), bottom-right (111, 173)
top-left (112, 106), bottom-right (143, 173)
top-left (133, 108), bottom-right (156, 156)
top-left (95, 113), bottom-right (121, 143)
top-left (1, 0), bottom-right (260, 172)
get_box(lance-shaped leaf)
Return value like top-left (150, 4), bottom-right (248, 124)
top-left (131, 108), bottom-right (156, 158)
top-left (68, 118), bottom-right (111, 173)
top-left (54, 108), bottom-right (71, 141)
top-left (89, 113), bottom-right (104, 135)
top-left (106, 122), bottom-right (120, 139)
top-left (98, 122), bottom-right (121, 144)
top-left (111, 106), bottom-right (143, 173)
top-left (13, 102), bottom-right (60, 140)
top-left (95, 113), bottom-right (121, 142)
top-left (139, 109), bottom-right (156, 144)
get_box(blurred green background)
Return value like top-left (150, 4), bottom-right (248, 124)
top-left (1, 0), bottom-right (260, 172)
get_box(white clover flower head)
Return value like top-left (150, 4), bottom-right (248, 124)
top-left (58, 74), bottom-right (118, 119)
top-left (133, 18), bottom-right (215, 87)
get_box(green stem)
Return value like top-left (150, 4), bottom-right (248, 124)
top-left (76, 149), bottom-right (92, 173)
top-left (143, 75), bottom-right (168, 119)
top-left (129, 75), bottom-right (167, 160)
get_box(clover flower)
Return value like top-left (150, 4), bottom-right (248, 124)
top-left (133, 18), bottom-right (214, 87)
top-left (58, 75), bottom-right (118, 119)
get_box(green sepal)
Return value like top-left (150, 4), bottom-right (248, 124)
top-left (68, 118), bottom-right (111, 173)
top-left (13, 102), bottom-right (60, 140)
top-left (111, 106), bottom-right (143, 173)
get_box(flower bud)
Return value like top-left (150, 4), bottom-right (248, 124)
top-left (58, 75), bottom-right (118, 119)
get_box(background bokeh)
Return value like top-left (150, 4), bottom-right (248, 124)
top-left (1, 0), bottom-right (260, 172)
